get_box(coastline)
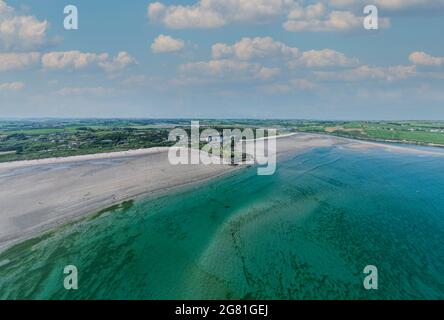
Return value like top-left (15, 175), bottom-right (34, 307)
top-left (1, 131), bottom-right (441, 171)
top-left (1, 132), bottom-right (443, 253)
top-left (0, 148), bottom-right (238, 252)
top-left (0, 133), bottom-right (314, 252)
top-left (306, 131), bottom-right (444, 149)
top-left (0, 133), bottom-right (298, 170)
top-left (302, 132), bottom-right (444, 156)
top-left (0, 147), bottom-right (172, 170)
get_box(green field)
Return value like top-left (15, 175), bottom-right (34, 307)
top-left (309, 121), bottom-right (444, 145)
top-left (1, 119), bottom-right (444, 163)
top-left (0, 119), bottom-right (177, 162)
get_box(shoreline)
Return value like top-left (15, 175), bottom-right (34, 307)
top-left (0, 147), bottom-right (172, 170)
top-left (0, 133), bottom-right (305, 253)
top-left (305, 131), bottom-right (444, 149)
top-left (299, 132), bottom-right (444, 156)
top-left (1, 133), bottom-right (443, 253)
top-left (2, 131), bottom-right (442, 170)
top-left (0, 133), bottom-right (299, 170)
top-left (0, 148), bottom-right (242, 252)
top-left (0, 165), bottom-right (242, 253)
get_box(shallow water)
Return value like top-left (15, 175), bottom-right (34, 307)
top-left (1, 146), bottom-right (444, 299)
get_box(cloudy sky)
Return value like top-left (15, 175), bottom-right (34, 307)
top-left (0, 0), bottom-right (444, 119)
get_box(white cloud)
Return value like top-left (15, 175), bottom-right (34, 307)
top-left (145, 0), bottom-right (439, 31)
top-left (147, 2), bottom-right (167, 21)
top-left (98, 52), bottom-right (137, 72)
top-left (261, 78), bottom-right (316, 94)
top-left (212, 37), bottom-right (357, 67)
top-left (42, 51), bottom-right (108, 70)
top-left (55, 87), bottom-right (114, 96)
top-left (409, 51), bottom-right (444, 67)
top-left (151, 34), bottom-right (185, 53)
top-left (314, 65), bottom-right (417, 81)
top-left (297, 49), bottom-right (359, 67)
top-left (356, 0), bottom-right (444, 10)
top-left (0, 0), bottom-right (49, 49)
top-left (180, 58), bottom-right (282, 82)
top-left (380, 0), bottom-right (444, 9)
top-left (180, 58), bottom-right (282, 84)
top-left (212, 37), bottom-right (299, 60)
top-left (148, 1), bottom-right (225, 28)
top-left (178, 36), bottom-right (361, 88)
top-left (180, 59), bottom-right (261, 78)
top-left (0, 52), bottom-right (40, 71)
top-left (288, 2), bottom-right (326, 20)
top-left (41, 51), bottom-right (136, 72)
top-left (284, 3), bottom-right (390, 32)
top-left (0, 81), bottom-right (25, 91)
top-left (147, 0), bottom-right (294, 29)
top-left (257, 67), bottom-right (280, 80)
top-left (327, 0), bottom-right (444, 10)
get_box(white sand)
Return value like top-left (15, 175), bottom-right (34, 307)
top-left (0, 147), bottom-right (172, 170)
top-left (344, 138), bottom-right (444, 156)
top-left (0, 148), bottom-right (235, 251)
top-left (0, 133), bottom-right (441, 252)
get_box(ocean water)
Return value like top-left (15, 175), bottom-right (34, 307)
top-left (0, 146), bottom-right (444, 300)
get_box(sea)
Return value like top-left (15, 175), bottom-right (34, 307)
top-left (0, 145), bottom-right (443, 299)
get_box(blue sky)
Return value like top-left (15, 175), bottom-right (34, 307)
top-left (0, 0), bottom-right (444, 119)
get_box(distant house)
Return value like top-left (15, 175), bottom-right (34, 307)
top-left (201, 133), bottom-right (240, 144)
top-left (201, 134), bottom-right (224, 143)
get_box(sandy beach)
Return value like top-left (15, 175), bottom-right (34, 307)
top-left (0, 133), bottom-right (441, 252)
top-left (0, 148), bottom-right (234, 251)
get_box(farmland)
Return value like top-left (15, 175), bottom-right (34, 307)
top-left (1, 119), bottom-right (444, 163)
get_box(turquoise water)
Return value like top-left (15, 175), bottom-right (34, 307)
top-left (1, 146), bottom-right (444, 299)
